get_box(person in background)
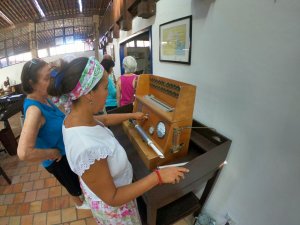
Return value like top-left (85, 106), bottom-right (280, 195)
top-left (17, 58), bottom-right (89, 209)
top-left (48, 56), bottom-right (189, 224)
top-left (116, 56), bottom-right (138, 107)
top-left (101, 56), bottom-right (118, 112)
top-left (3, 77), bottom-right (11, 93)
top-left (103, 54), bottom-right (117, 85)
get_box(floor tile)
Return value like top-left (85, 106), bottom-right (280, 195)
top-left (20, 214), bottom-right (33, 225)
top-left (0, 217), bottom-right (9, 225)
top-left (22, 181), bottom-right (34, 192)
top-left (28, 165), bottom-right (39, 173)
top-left (41, 198), bottom-right (56, 212)
top-left (6, 204), bottom-right (17, 216)
top-left (2, 186), bottom-right (13, 194)
top-left (70, 220), bottom-right (87, 225)
top-left (29, 200), bottom-right (42, 214)
top-left (17, 203), bottom-right (30, 215)
top-left (36, 188), bottom-right (49, 200)
top-left (33, 179), bottom-right (44, 190)
top-left (12, 183), bottom-right (23, 192)
top-left (24, 190), bottom-right (37, 202)
top-left (49, 186), bottom-right (61, 198)
top-left (19, 173), bottom-right (30, 183)
top-left (85, 217), bottom-right (98, 225)
top-left (62, 207), bottom-right (77, 223)
top-left (77, 209), bottom-right (93, 219)
top-left (4, 193), bottom-right (15, 204)
top-left (56, 195), bottom-right (70, 209)
top-left (30, 172), bottom-right (41, 181)
top-left (44, 177), bottom-right (56, 188)
top-left (0, 205), bottom-right (7, 216)
top-left (8, 216), bottom-right (20, 225)
top-left (47, 209), bottom-right (61, 225)
top-left (13, 192), bottom-right (25, 203)
top-left (33, 212), bottom-right (47, 225)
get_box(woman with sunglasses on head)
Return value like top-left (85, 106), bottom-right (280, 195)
top-left (18, 58), bottom-right (147, 211)
top-left (48, 56), bottom-right (189, 224)
top-left (17, 58), bottom-right (89, 209)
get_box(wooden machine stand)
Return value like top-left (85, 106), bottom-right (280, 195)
top-left (123, 74), bottom-right (196, 169)
top-left (110, 104), bottom-right (231, 225)
top-left (112, 74), bottom-right (232, 224)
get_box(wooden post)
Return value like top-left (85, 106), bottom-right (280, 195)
top-left (93, 15), bottom-right (100, 61)
top-left (28, 23), bottom-right (38, 58)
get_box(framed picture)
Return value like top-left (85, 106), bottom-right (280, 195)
top-left (159, 16), bottom-right (192, 64)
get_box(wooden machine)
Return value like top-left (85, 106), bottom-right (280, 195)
top-left (123, 74), bottom-right (196, 169)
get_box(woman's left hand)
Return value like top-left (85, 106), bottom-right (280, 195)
top-left (133, 112), bottom-right (148, 121)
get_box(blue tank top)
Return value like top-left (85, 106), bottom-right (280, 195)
top-left (105, 76), bottom-right (117, 107)
top-left (23, 98), bottom-right (66, 168)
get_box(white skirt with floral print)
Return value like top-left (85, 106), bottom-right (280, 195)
top-left (81, 181), bottom-right (142, 225)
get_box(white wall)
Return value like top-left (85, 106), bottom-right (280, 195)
top-left (0, 50), bottom-right (95, 85)
top-left (114, 0), bottom-right (300, 224)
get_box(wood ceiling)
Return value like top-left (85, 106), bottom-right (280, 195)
top-left (0, 0), bottom-right (111, 29)
top-left (0, 0), bottom-right (112, 59)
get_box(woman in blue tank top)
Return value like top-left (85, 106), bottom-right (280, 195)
top-left (100, 57), bottom-right (117, 112)
top-left (17, 58), bottom-right (89, 209)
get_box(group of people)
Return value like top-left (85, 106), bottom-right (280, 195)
top-left (17, 55), bottom-right (189, 224)
top-left (100, 55), bottom-right (139, 113)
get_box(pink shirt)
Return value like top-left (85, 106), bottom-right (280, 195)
top-left (120, 74), bottom-right (137, 106)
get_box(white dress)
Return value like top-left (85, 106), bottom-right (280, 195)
top-left (62, 123), bottom-right (141, 225)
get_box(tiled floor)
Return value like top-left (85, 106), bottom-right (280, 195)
top-left (0, 152), bottom-right (97, 225)
top-left (0, 113), bottom-right (194, 225)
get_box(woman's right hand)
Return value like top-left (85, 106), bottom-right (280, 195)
top-left (48, 149), bottom-right (62, 162)
top-left (157, 167), bottom-right (189, 184)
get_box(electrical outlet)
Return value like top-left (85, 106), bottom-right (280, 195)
top-left (225, 213), bottom-right (236, 225)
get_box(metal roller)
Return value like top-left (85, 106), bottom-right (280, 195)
top-left (129, 119), bottom-right (165, 158)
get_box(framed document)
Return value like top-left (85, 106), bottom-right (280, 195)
top-left (159, 16), bottom-right (192, 64)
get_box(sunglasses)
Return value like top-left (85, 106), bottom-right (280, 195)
top-left (50, 68), bottom-right (63, 88)
top-left (50, 68), bottom-right (59, 78)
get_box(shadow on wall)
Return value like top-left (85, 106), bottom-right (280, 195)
top-left (191, 0), bottom-right (215, 19)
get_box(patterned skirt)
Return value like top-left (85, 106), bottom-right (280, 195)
top-left (80, 181), bottom-right (142, 225)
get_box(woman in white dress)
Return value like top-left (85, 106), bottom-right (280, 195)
top-left (48, 56), bottom-right (189, 225)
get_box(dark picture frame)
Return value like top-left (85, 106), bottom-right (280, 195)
top-left (159, 15), bottom-right (192, 64)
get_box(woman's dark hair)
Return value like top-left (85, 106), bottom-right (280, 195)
top-left (100, 59), bottom-right (115, 73)
top-left (21, 58), bottom-right (47, 94)
top-left (48, 57), bottom-right (89, 97)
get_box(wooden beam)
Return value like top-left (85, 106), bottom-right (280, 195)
top-left (137, 0), bottom-right (156, 19)
top-left (119, 0), bottom-right (132, 31)
top-left (3, 1), bottom-right (23, 23)
top-left (113, 23), bottom-right (120, 39)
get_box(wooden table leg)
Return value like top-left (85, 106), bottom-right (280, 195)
top-left (0, 120), bottom-right (18, 155)
top-left (147, 205), bottom-right (157, 225)
top-left (195, 168), bottom-right (223, 216)
top-left (0, 166), bottom-right (11, 184)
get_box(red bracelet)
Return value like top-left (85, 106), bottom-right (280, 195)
top-left (154, 169), bottom-right (163, 185)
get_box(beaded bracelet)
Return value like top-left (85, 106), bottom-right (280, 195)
top-left (154, 169), bottom-right (163, 185)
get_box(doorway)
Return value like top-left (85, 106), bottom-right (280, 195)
top-left (119, 28), bottom-right (152, 75)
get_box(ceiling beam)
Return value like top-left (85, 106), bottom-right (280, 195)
top-left (0, 0), bottom-right (112, 29)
